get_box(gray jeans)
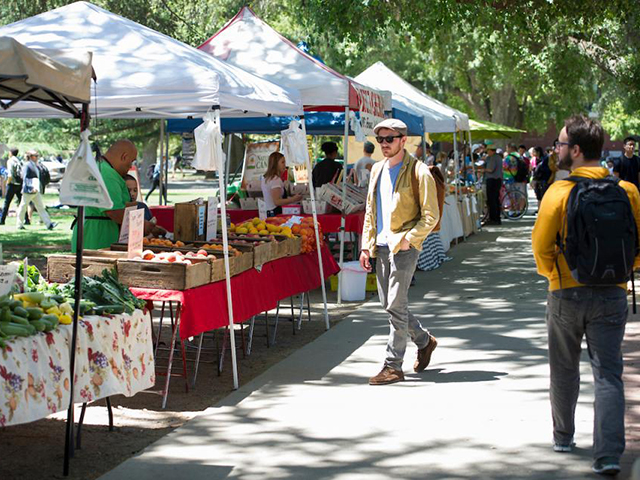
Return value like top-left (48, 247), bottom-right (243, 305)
top-left (376, 246), bottom-right (430, 370)
top-left (546, 287), bottom-right (626, 459)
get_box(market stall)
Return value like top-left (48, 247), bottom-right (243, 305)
top-left (0, 1), bottom-right (305, 396)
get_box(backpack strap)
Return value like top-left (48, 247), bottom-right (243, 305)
top-left (411, 160), bottom-right (420, 206)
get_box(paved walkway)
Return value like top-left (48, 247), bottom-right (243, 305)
top-left (100, 218), bottom-right (639, 480)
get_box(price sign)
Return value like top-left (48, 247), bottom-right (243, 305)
top-left (127, 209), bottom-right (145, 259)
top-left (206, 196), bottom-right (219, 241)
top-left (119, 206), bottom-right (138, 243)
top-left (197, 205), bottom-right (206, 236)
top-left (283, 215), bottom-right (303, 228)
top-left (257, 198), bottom-right (268, 220)
top-left (0, 263), bottom-right (18, 296)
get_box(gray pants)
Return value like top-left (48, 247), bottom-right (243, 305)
top-left (546, 287), bottom-right (626, 459)
top-left (376, 246), bottom-right (430, 370)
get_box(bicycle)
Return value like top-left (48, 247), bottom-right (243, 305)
top-left (482, 182), bottom-right (528, 221)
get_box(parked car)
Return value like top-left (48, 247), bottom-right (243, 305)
top-left (40, 156), bottom-right (66, 182)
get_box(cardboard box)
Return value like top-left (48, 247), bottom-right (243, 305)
top-left (47, 250), bottom-right (127, 283)
top-left (317, 183), bottom-right (365, 214)
top-left (174, 201), bottom-right (208, 242)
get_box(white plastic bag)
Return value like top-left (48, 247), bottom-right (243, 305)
top-left (193, 111), bottom-right (225, 172)
top-left (280, 120), bottom-right (309, 166)
top-left (59, 129), bottom-right (113, 208)
top-left (349, 111), bottom-right (366, 143)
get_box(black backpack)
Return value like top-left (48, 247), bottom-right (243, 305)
top-left (514, 156), bottom-right (530, 183)
top-left (556, 175), bottom-right (638, 286)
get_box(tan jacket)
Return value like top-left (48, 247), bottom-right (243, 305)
top-left (361, 150), bottom-right (440, 256)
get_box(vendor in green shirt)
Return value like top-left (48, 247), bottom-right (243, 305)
top-left (71, 140), bottom-right (165, 252)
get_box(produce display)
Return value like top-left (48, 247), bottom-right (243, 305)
top-left (268, 216), bottom-right (324, 254)
top-left (143, 238), bottom-right (187, 248)
top-left (0, 292), bottom-right (63, 347)
top-left (21, 265), bottom-right (146, 316)
top-left (228, 216), bottom-right (323, 253)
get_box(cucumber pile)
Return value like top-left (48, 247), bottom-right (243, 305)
top-left (0, 292), bottom-right (61, 348)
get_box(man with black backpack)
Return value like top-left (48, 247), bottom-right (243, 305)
top-left (532, 115), bottom-right (640, 476)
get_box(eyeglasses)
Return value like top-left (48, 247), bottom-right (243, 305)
top-left (376, 135), bottom-right (404, 144)
top-left (555, 141), bottom-right (570, 149)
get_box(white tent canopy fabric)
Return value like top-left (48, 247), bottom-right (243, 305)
top-left (199, 6), bottom-right (391, 116)
top-left (0, 36), bottom-right (93, 108)
top-left (0, 1), bottom-right (302, 118)
top-left (355, 61), bottom-right (470, 133)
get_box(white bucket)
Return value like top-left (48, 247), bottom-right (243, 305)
top-left (340, 261), bottom-right (368, 301)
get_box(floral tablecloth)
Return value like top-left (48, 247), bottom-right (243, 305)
top-left (0, 310), bottom-right (155, 427)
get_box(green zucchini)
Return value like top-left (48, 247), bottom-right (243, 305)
top-left (30, 320), bottom-right (46, 332)
top-left (9, 300), bottom-right (22, 310)
top-left (0, 323), bottom-right (33, 337)
top-left (26, 307), bottom-right (44, 320)
top-left (10, 314), bottom-right (30, 326)
top-left (0, 307), bottom-right (11, 323)
top-left (13, 306), bottom-right (29, 318)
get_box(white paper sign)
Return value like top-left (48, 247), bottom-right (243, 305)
top-left (127, 209), bottom-right (145, 259)
top-left (197, 205), bottom-right (206, 236)
top-left (0, 264), bottom-right (18, 296)
top-left (257, 198), bottom-right (268, 220)
top-left (119, 206), bottom-right (138, 243)
top-left (206, 196), bottom-right (219, 241)
top-left (283, 215), bottom-right (304, 228)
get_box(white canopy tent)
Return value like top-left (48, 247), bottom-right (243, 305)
top-left (201, 6), bottom-right (392, 304)
top-left (355, 61), bottom-right (469, 133)
top-left (0, 1), bottom-right (306, 397)
top-left (0, 1), bottom-right (302, 119)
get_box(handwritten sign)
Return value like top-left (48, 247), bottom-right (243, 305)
top-left (283, 215), bottom-right (303, 228)
top-left (257, 198), bottom-right (268, 220)
top-left (119, 206), bottom-right (138, 243)
top-left (127, 209), bottom-right (145, 259)
top-left (0, 264), bottom-right (18, 296)
top-left (206, 196), bottom-right (219, 241)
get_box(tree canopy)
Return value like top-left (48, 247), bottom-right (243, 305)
top-left (0, 0), bottom-right (638, 153)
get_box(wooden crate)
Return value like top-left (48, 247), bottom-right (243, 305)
top-left (174, 201), bottom-right (208, 242)
top-left (47, 250), bottom-right (126, 283)
top-left (222, 236), bottom-right (274, 267)
top-left (271, 235), bottom-right (291, 261)
top-left (285, 237), bottom-right (302, 256)
top-left (116, 257), bottom-right (211, 290)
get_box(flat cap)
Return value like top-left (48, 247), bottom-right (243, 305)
top-left (373, 118), bottom-right (407, 136)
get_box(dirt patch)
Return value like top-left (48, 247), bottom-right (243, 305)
top-left (0, 289), bottom-right (375, 480)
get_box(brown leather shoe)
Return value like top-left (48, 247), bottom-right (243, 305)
top-left (369, 366), bottom-right (405, 385)
top-left (414, 335), bottom-right (438, 372)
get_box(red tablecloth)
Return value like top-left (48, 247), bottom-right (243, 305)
top-left (149, 206), bottom-right (364, 234)
top-left (130, 245), bottom-right (339, 340)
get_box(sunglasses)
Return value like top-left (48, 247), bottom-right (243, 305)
top-left (376, 135), bottom-right (404, 144)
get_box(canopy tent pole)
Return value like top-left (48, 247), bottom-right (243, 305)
top-left (225, 134), bottom-right (233, 191)
top-left (452, 121), bottom-right (463, 243)
top-left (165, 121), bottom-right (170, 204)
top-left (337, 106), bottom-right (350, 305)
top-left (216, 106), bottom-right (239, 390)
top-left (158, 119), bottom-right (165, 206)
top-left (63, 103), bottom-right (90, 477)
top-left (300, 116), bottom-right (330, 329)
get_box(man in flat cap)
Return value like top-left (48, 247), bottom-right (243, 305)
top-left (360, 118), bottom-right (441, 385)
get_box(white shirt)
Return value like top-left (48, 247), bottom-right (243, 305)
top-left (354, 156), bottom-right (375, 187)
top-left (377, 161), bottom-right (396, 246)
top-left (261, 175), bottom-right (284, 211)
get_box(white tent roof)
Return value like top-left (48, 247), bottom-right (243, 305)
top-left (0, 36), bottom-right (93, 113)
top-left (199, 6), bottom-right (391, 113)
top-left (0, 2), bottom-right (302, 119)
top-left (355, 62), bottom-right (470, 133)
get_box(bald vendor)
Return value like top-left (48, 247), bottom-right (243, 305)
top-left (71, 139), bottom-right (165, 252)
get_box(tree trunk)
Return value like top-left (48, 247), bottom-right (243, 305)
top-left (139, 136), bottom-right (159, 188)
top-left (489, 85), bottom-right (524, 129)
